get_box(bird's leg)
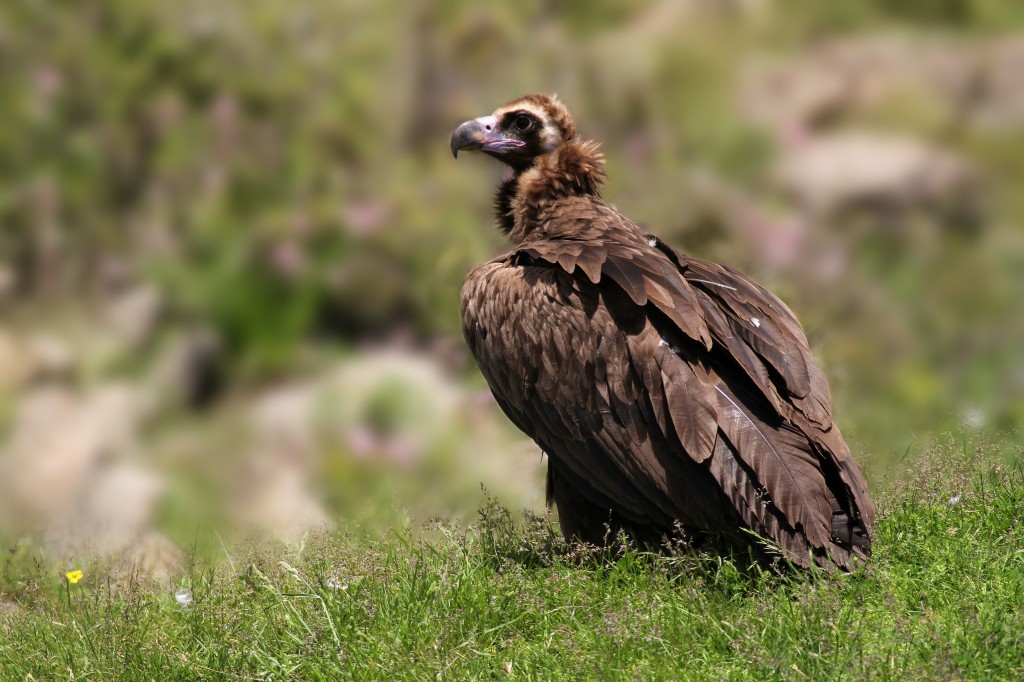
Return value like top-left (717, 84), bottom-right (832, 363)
top-left (546, 465), bottom-right (664, 551)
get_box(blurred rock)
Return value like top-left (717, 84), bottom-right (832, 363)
top-left (740, 35), bottom-right (1024, 135)
top-left (740, 53), bottom-right (853, 136)
top-left (772, 131), bottom-right (978, 219)
top-left (0, 265), bottom-right (14, 302)
top-left (0, 383), bottom-right (170, 580)
top-left (973, 37), bottom-right (1024, 130)
top-left (829, 35), bottom-right (974, 124)
top-left (44, 464), bottom-right (181, 584)
top-left (95, 255), bottom-right (136, 294)
top-left (104, 284), bottom-right (163, 348)
top-left (0, 385), bottom-right (144, 524)
top-left (24, 333), bottom-right (75, 382)
top-left (249, 380), bottom-right (324, 458)
top-left (231, 447), bottom-right (333, 543)
top-left (0, 387), bottom-right (107, 528)
top-left (122, 531), bottom-right (181, 586)
top-left (0, 330), bottom-right (34, 392)
top-left (47, 466), bottom-right (165, 558)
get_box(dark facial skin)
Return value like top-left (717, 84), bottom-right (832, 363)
top-left (450, 109), bottom-right (555, 171)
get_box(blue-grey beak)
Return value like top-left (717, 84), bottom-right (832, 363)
top-left (450, 115), bottom-right (524, 158)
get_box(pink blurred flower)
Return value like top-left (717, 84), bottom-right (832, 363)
top-left (270, 241), bottom-right (307, 278)
top-left (34, 66), bottom-right (63, 97)
top-left (383, 434), bottom-right (422, 467)
top-left (342, 200), bottom-right (392, 236)
top-left (345, 427), bottom-right (377, 459)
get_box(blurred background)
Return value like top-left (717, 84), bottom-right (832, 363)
top-left (1, 0), bottom-right (1023, 581)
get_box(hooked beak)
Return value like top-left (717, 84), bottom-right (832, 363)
top-left (450, 115), bottom-right (525, 158)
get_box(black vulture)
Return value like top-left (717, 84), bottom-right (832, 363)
top-left (452, 94), bottom-right (874, 570)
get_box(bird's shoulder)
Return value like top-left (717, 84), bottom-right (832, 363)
top-left (464, 204), bottom-right (836, 432)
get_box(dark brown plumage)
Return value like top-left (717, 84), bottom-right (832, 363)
top-left (452, 94), bottom-right (874, 570)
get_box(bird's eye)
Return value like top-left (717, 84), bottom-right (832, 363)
top-left (514, 115), bottom-right (533, 132)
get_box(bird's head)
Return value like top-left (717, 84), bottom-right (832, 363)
top-left (450, 93), bottom-right (576, 171)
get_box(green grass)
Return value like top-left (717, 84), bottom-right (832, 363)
top-left (2, 453), bottom-right (1023, 681)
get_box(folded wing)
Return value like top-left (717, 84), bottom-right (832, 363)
top-left (462, 234), bottom-right (873, 570)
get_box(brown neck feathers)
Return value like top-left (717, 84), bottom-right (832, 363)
top-left (494, 140), bottom-right (606, 244)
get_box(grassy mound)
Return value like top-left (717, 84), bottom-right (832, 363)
top-left (2, 449), bottom-right (1022, 680)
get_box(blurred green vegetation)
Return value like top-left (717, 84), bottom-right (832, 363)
top-left (1, 0), bottom-right (1023, 524)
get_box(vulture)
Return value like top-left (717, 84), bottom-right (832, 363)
top-left (451, 94), bottom-right (874, 571)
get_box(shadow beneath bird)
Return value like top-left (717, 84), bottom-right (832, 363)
top-left (472, 496), bottom-right (858, 596)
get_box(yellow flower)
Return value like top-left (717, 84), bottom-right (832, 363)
top-left (65, 570), bottom-right (84, 584)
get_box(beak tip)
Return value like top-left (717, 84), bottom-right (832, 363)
top-left (450, 118), bottom-right (487, 160)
